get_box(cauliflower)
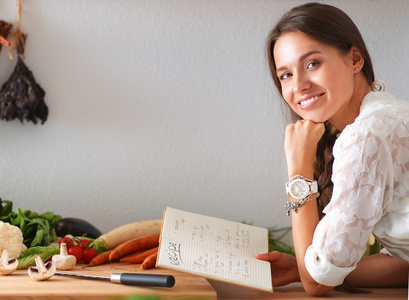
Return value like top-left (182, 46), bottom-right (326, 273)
top-left (0, 221), bottom-right (27, 258)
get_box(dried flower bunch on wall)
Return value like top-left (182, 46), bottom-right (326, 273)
top-left (0, 0), bottom-right (48, 125)
top-left (0, 20), bottom-right (12, 52)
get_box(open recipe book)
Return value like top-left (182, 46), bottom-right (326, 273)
top-left (156, 207), bottom-right (273, 292)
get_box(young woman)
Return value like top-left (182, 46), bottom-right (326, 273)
top-left (256, 2), bottom-right (409, 296)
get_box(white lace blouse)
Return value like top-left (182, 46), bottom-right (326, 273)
top-left (304, 88), bottom-right (409, 286)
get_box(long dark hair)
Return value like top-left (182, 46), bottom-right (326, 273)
top-left (267, 2), bottom-right (374, 218)
top-left (267, 2), bottom-right (374, 293)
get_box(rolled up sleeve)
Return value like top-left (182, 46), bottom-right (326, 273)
top-left (305, 245), bottom-right (356, 286)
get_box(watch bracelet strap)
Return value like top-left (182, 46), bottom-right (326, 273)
top-left (285, 192), bottom-right (320, 216)
top-left (311, 181), bottom-right (318, 193)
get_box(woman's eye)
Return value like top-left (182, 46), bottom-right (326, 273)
top-left (279, 72), bottom-right (292, 81)
top-left (307, 60), bottom-right (320, 69)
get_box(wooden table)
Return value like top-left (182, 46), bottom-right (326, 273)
top-left (0, 263), bottom-right (216, 299)
top-left (209, 280), bottom-right (408, 299)
top-left (0, 262), bottom-right (406, 299)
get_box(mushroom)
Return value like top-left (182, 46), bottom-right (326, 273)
top-left (52, 243), bottom-right (76, 270)
top-left (27, 255), bottom-right (56, 281)
top-left (0, 250), bottom-right (18, 275)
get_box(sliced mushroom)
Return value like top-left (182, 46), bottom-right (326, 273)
top-left (0, 250), bottom-right (18, 275)
top-left (27, 255), bottom-right (56, 281)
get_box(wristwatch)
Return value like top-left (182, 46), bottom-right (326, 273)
top-left (285, 175), bottom-right (319, 215)
top-left (285, 175), bottom-right (318, 203)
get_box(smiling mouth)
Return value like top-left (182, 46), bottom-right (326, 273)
top-left (298, 93), bottom-right (324, 107)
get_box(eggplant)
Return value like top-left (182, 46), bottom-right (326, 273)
top-left (55, 217), bottom-right (102, 239)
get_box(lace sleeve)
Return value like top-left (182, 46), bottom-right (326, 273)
top-left (305, 128), bottom-right (389, 286)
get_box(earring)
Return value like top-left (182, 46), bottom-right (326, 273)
top-left (355, 68), bottom-right (359, 71)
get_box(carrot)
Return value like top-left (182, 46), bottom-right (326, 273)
top-left (119, 249), bottom-right (146, 261)
top-left (109, 233), bottom-right (160, 261)
top-left (120, 247), bottom-right (158, 264)
top-left (88, 250), bottom-right (115, 267)
top-left (141, 252), bottom-right (157, 269)
top-left (91, 219), bottom-right (162, 252)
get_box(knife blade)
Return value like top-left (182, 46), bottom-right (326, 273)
top-left (54, 271), bottom-right (175, 288)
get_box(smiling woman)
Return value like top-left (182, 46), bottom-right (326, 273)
top-left (255, 2), bottom-right (409, 297)
top-left (273, 31), bottom-right (370, 128)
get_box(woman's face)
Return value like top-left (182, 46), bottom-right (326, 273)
top-left (274, 31), bottom-right (358, 128)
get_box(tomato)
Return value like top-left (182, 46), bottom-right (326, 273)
top-left (68, 246), bottom-right (83, 262)
top-left (79, 239), bottom-right (91, 249)
top-left (82, 248), bottom-right (98, 264)
top-left (59, 237), bottom-right (74, 248)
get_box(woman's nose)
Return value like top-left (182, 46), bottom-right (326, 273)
top-left (293, 72), bottom-right (311, 94)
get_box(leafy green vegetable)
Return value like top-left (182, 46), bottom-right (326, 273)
top-left (0, 198), bottom-right (62, 247)
top-left (17, 246), bottom-right (60, 269)
top-left (267, 226), bottom-right (295, 256)
top-left (0, 200), bottom-right (14, 221)
top-left (90, 240), bottom-right (108, 254)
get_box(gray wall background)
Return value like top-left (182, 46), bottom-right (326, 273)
top-left (0, 1), bottom-right (407, 245)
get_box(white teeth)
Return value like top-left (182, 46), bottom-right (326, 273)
top-left (300, 95), bottom-right (319, 106)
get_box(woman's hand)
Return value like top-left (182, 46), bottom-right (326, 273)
top-left (256, 251), bottom-right (300, 287)
top-left (284, 119), bottom-right (325, 178)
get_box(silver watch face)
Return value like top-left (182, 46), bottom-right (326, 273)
top-left (289, 179), bottom-right (310, 200)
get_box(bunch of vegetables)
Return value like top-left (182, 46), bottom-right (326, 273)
top-left (16, 236), bottom-right (98, 270)
top-left (0, 194), bottom-right (297, 277)
top-left (90, 219), bottom-right (162, 253)
top-left (17, 229), bottom-right (103, 270)
top-left (88, 220), bottom-right (162, 270)
top-left (0, 196), bottom-right (165, 279)
top-left (18, 219), bottom-right (163, 270)
top-left (16, 236), bottom-right (99, 271)
top-left (0, 198), bottom-right (61, 248)
top-left (0, 198), bottom-right (101, 271)
top-left (58, 236), bottom-right (98, 264)
top-left (18, 246), bottom-right (60, 269)
top-left (89, 233), bottom-right (160, 269)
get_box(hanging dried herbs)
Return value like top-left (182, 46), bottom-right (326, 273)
top-left (0, 20), bottom-right (12, 51)
top-left (0, 0), bottom-right (48, 124)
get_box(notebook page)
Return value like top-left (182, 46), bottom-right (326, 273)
top-left (160, 207), bottom-right (268, 256)
top-left (157, 207), bottom-right (273, 291)
top-left (158, 235), bottom-right (272, 291)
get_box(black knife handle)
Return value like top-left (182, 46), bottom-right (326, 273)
top-left (111, 273), bottom-right (175, 288)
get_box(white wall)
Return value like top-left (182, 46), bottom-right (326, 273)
top-left (0, 0), bottom-right (408, 244)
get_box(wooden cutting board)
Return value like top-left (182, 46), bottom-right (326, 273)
top-left (0, 262), bottom-right (217, 299)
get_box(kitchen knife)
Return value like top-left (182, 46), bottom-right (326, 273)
top-left (55, 271), bottom-right (175, 288)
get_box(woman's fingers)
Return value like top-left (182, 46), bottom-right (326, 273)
top-left (285, 119), bottom-right (325, 147)
top-left (255, 251), bottom-right (284, 262)
top-left (256, 251), bottom-right (301, 286)
top-left (284, 120), bottom-right (325, 177)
